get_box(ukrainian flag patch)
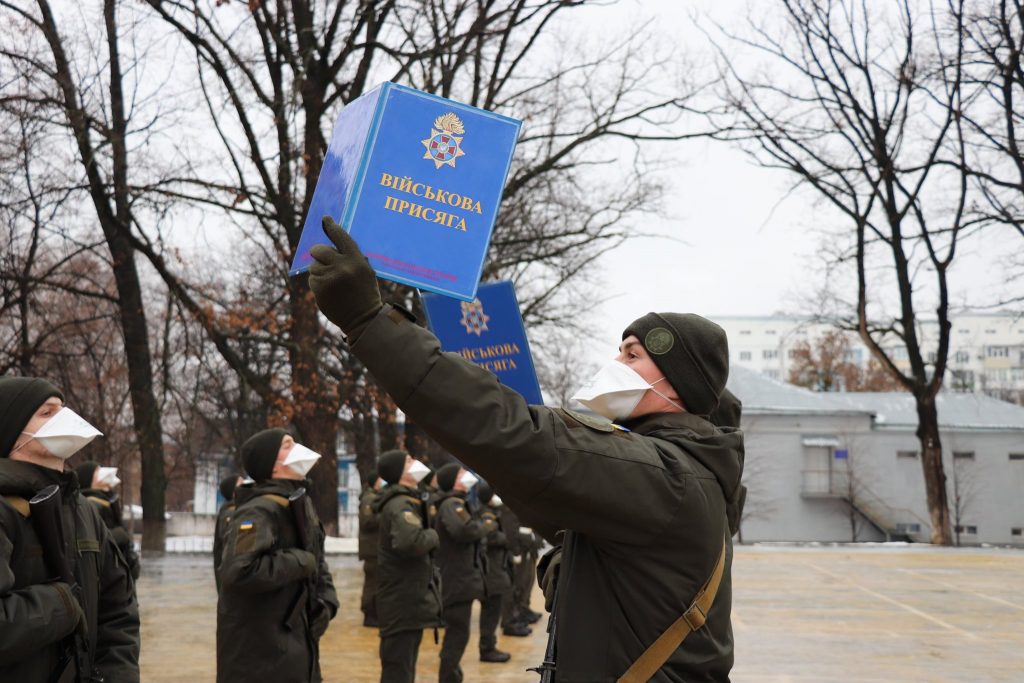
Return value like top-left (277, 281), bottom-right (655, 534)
top-left (239, 520), bottom-right (254, 531)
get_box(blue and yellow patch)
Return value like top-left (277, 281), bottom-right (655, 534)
top-left (239, 520), bottom-right (254, 531)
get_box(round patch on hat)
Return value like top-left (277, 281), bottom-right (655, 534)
top-left (645, 327), bottom-right (675, 355)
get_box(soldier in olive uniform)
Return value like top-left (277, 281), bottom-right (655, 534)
top-left (308, 219), bottom-right (745, 682)
top-left (495, 496), bottom-right (533, 636)
top-left (76, 460), bottom-right (141, 581)
top-left (0, 377), bottom-right (140, 682)
top-left (507, 521), bottom-right (542, 635)
top-left (374, 450), bottom-right (440, 683)
top-left (359, 468), bottom-right (382, 627)
top-left (213, 473), bottom-right (242, 592)
top-left (217, 429), bottom-right (339, 683)
top-left (434, 462), bottom-right (490, 683)
top-left (474, 479), bottom-right (513, 663)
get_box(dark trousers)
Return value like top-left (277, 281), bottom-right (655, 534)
top-left (514, 554), bottom-right (537, 615)
top-left (439, 600), bottom-right (472, 683)
top-left (478, 591), bottom-right (505, 652)
top-left (380, 629), bottom-right (423, 683)
top-left (361, 558), bottom-right (378, 620)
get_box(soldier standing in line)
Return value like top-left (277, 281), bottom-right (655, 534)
top-left (474, 479), bottom-right (513, 663)
top-left (359, 467), bottom-right (383, 627)
top-left (0, 377), bottom-right (140, 682)
top-left (76, 460), bottom-right (141, 581)
top-left (212, 473), bottom-right (242, 591)
top-left (434, 462), bottom-right (490, 683)
top-left (217, 429), bottom-right (339, 683)
top-left (308, 220), bottom-right (745, 681)
top-left (508, 522), bottom-right (542, 636)
top-left (494, 492), bottom-right (533, 637)
top-left (373, 450), bottom-right (439, 682)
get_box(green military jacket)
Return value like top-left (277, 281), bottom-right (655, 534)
top-left (434, 492), bottom-right (488, 606)
top-left (216, 479), bottom-right (339, 683)
top-left (357, 488), bottom-right (380, 561)
top-left (212, 500), bottom-right (235, 592)
top-left (350, 305), bottom-right (745, 682)
top-left (81, 487), bottom-right (140, 581)
top-left (0, 459), bottom-right (140, 683)
top-left (374, 485), bottom-right (441, 637)
top-left (480, 505), bottom-right (512, 596)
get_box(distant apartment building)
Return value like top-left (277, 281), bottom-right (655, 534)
top-left (712, 313), bottom-right (1024, 402)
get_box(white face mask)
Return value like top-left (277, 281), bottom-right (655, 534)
top-left (96, 466), bottom-right (120, 488)
top-left (571, 360), bottom-right (683, 421)
top-left (459, 471), bottom-right (479, 490)
top-left (490, 494), bottom-right (504, 507)
top-left (19, 407), bottom-right (102, 460)
top-left (407, 460), bottom-right (431, 484)
top-left (283, 443), bottom-right (322, 477)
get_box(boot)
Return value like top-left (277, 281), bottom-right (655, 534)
top-left (523, 609), bottom-right (542, 624)
top-left (502, 622), bottom-right (532, 637)
top-left (480, 648), bottom-right (512, 663)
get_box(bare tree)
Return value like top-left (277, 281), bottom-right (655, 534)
top-left (788, 329), bottom-right (904, 391)
top-left (705, 0), bottom-right (981, 544)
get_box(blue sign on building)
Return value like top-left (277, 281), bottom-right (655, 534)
top-left (834, 449), bottom-right (849, 459)
top-left (422, 280), bottom-right (544, 405)
top-left (290, 82), bottom-right (522, 301)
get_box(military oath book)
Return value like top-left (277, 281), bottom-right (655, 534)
top-left (290, 82), bottom-right (522, 301)
top-left (422, 280), bottom-right (544, 405)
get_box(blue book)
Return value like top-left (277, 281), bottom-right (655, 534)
top-left (422, 280), bottom-right (544, 405)
top-left (290, 82), bottom-right (522, 301)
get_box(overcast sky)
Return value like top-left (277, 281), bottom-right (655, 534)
top-left (559, 0), bottom-right (1019, 356)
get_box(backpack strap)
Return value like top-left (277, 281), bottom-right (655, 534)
top-left (1, 495), bottom-right (31, 518)
top-left (259, 493), bottom-right (291, 508)
top-left (617, 536), bottom-right (729, 683)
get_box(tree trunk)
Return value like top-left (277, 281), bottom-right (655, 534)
top-left (915, 396), bottom-right (953, 545)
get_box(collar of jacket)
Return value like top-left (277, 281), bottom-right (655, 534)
top-left (373, 484), bottom-right (423, 512)
top-left (620, 410), bottom-right (745, 510)
top-left (234, 478), bottom-right (304, 506)
top-left (0, 458), bottom-right (77, 498)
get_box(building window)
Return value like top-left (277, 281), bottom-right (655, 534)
top-left (766, 329), bottom-right (777, 335)
top-left (897, 450), bottom-right (918, 459)
top-left (895, 523), bottom-right (921, 533)
top-left (763, 349), bottom-right (779, 360)
top-left (952, 451), bottom-right (975, 461)
top-left (764, 370), bottom-right (780, 380)
top-left (739, 330), bottom-right (751, 335)
top-left (959, 329), bottom-right (969, 334)
top-left (927, 351), bottom-right (937, 363)
top-left (893, 348), bottom-right (908, 360)
top-left (739, 351), bottom-right (752, 361)
top-left (987, 346), bottom-right (1009, 358)
top-left (1012, 528), bottom-right (1023, 537)
top-left (954, 351), bottom-right (969, 363)
top-left (954, 525), bottom-right (978, 535)
top-left (1010, 453), bottom-right (1024, 461)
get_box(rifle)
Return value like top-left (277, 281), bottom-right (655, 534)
top-left (29, 484), bottom-right (98, 683)
top-left (528, 585), bottom-right (558, 683)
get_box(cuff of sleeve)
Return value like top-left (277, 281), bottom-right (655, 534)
top-left (49, 583), bottom-right (79, 636)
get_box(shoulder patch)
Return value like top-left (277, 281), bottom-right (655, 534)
top-left (559, 408), bottom-right (615, 433)
top-left (239, 520), bottom-right (255, 531)
top-left (401, 510), bottom-right (420, 525)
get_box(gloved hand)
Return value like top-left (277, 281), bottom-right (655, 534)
top-left (310, 599), bottom-right (332, 639)
top-left (536, 545), bottom-right (562, 612)
top-left (308, 216), bottom-right (383, 338)
top-left (289, 549), bottom-right (319, 577)
top-left (53, 582), bottom-right (88, 637)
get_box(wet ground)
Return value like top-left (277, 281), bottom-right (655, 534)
top-left (138, 545), bottom-right (1024, 682)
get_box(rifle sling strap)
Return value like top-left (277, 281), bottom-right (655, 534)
top-left (261, 494), bottom-right (290, 508)
top-left (86, 495), bottom-right (111, 509)
top-left (1, 495), bottom-right (30, 518)
top-left (617, 536), bottom-right (728, 683)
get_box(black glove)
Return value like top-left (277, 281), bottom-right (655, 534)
top-left (308, 216), bottom-right (383, 338)
top-left (310, 599), bottom-right (332, 639)
top-left (536, 545), bottom-right (562, 612)
top-left (53, 582), bottom-right (88, 637)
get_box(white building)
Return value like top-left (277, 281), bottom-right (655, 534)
top-left (731, 367), bottom-right (1024, 546)
top-left (713, 312), bottom-right (1024, 401)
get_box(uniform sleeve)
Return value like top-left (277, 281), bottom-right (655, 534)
top-left (359, 496), bottom-right (380, 534)
top-left (315, 521), bottom-right (339, 616)
top-left (92, 520), bottom-right (140, 683)
top-left (0, 520), bottom-right (78, 665)
top-left (219, 507), bottom-right (317, 594)
top-left (439, 499), bottom-right (485, 544)
top-left (481, 511), bottom-right (505, 547)
top-left (388, 503), bottom-right (439, 558)
top-left (351, 307), bottom-right (687, 544)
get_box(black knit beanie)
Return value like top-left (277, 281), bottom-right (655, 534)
top-left (436, 462), bottom-right (461, 493)
top-left (219, 474), bottom-right (239, 501)
top-left (75, 461), bottom-right (101, 490)
top-left (241, 428), bottom-right (287, 482)
top-left (365, 468), bottom-right (379, 488)
top-left (622, 313), bottom-right (729, 416)
top-left (0, 377), bottom-right (64, 459)
top-left (476, 479), bottom-right (494, 505)
top-left (377, 450), bottom-right (407, 485)
top-left (710, 388), bottom-right (742, 429)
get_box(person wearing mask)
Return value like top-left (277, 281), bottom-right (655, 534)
top-left (358, 468), bottom-right (383, 627)
top-left (76, 460), bottom-right (141, 581)
top-left (0, 377), bottom-right (140, 682)
top-left (216, 429), bottom-right (339, 683)
top-left (373, 450), bottom-right (439, 682)
top-left (308, 219), bottom-right (745, 682)
top-left (474, 479), bottom-right (513, 663)
top-left (213, 473), bottom-right (243, 591)
top-left (433, 462), bottom-right (490, 683)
